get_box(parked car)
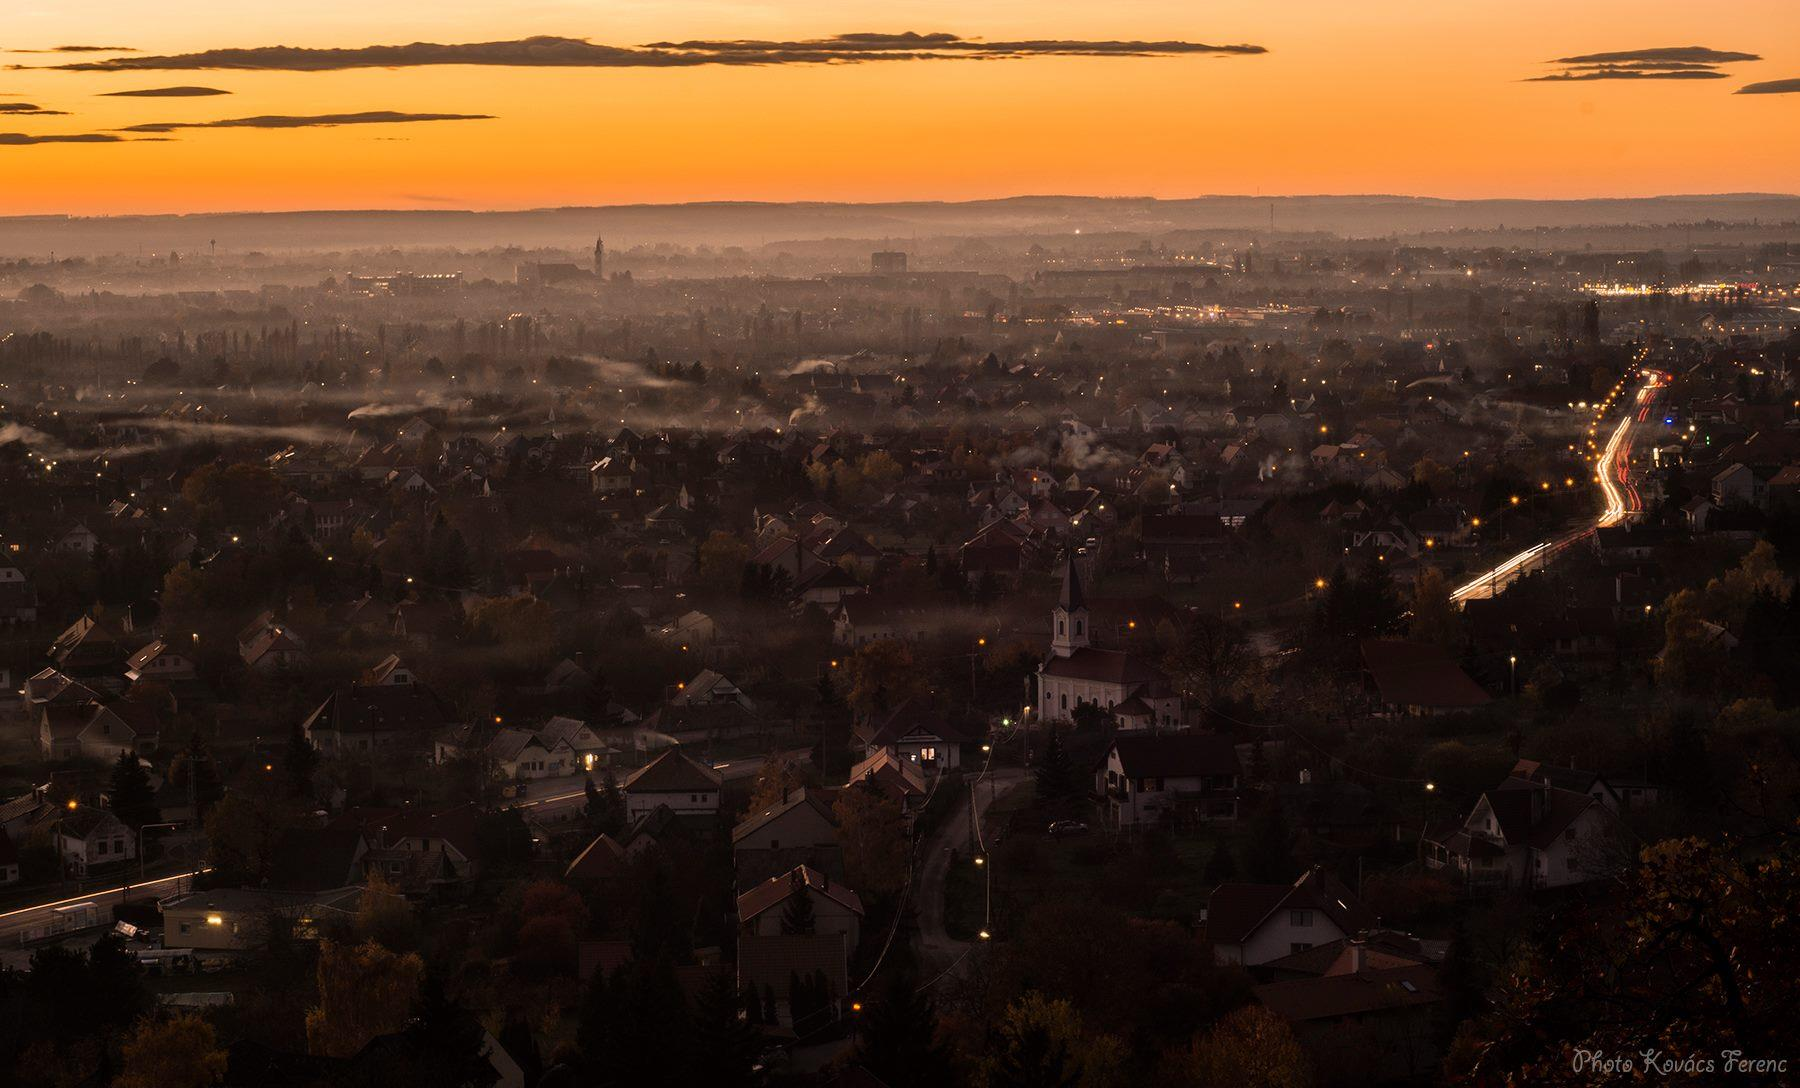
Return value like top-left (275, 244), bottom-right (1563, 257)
top-left (1047, 820), bottom-right (1090, 839)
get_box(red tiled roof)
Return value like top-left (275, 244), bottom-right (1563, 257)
top-left (622, 748), bottom-right (722, 793)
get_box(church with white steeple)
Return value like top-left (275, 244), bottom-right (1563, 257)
top-left (1036, 556), bottom-right (1181, 730)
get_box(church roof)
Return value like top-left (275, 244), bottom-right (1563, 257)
top-left (1058, 554), bottom-right (1086, 611)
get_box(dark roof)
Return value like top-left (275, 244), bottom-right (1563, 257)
top-left (857, 697), bottom-right (980, 747)
top-left (622, 748), bottom-right (722, 793)
top-left (1208, 867), bottom-right (1377, 945)
top-left (565, 834), bottom-right (628, 883)
top-left (732, 789), bottom-right (839, 845)
top-left (1479, 785), bottom-right (1597, 849)
top-left (266, 828), bottom-right (366, 892)
top-left (1254, 964), bottom-right (1443, 1022)
top-left (1111, 733), bottom-right (1241, 779)
top-left (1040, 647), bottom-right (1166, 686)
top-left (736, 864), bottom-right (864, 922)
top-left (1058, 554), bottom-right (1086, 611)
top-left (1359, 639), bottom-right (1491, 710)
top-left (302, 683), bottom-right (454, 738)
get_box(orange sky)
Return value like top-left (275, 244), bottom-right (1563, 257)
top-left (0, 1), bottom-right (1796, 214)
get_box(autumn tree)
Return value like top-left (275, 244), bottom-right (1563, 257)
top-left (983, 992), bottom-right (1128, 1088)
top-left (1168, 1004), bottom-right (1309, 1088)
top-left (1654, 588), bottom-right (1728, 695)
top-left (834, 781), bottom-right (908, 898)
top-left (746, 753), bottom-right (819, 814)
top-left (845, 639), bottom-right (927, 719)
top-left (1165, 614), bottom-right (1265, 715)
top-left (696, 531), bottom-right (749, 594)
top-left (305, 939), bottom-right (424, 1058)
top-left (1407, 567), bottom-right (1461, 648)
top-left (117, 1014), bottom-right (228, 1088)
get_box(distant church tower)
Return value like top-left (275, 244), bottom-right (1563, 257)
top-left (594, 236), bottom-right (605, 279)
top-left (1050, 555), bottom-right (1090, 659)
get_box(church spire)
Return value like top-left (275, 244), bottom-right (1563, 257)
top-left (1051, 553), bottom-right (1089, 658)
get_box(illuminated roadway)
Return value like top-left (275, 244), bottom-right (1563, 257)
top-left (1452, 370), bottom-right (1662, 604)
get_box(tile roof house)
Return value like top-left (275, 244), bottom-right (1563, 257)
top-left (301, 657), bottom-right (456, 755)
top-left (1099, 732), bottom-right (1243, 829)
top-left (1422, 779), bottom-right (1627, 891)
top-left (56, 807), bottom-right (135, 877)
top-left (854, 697), bottom-right (978, 775)
top-left (737, 865), bottom-right (864, 951)
top-left (621, 748), bottom-right (722, 822)
top-left (1359, 639), bottom-right (1491, 717)
top-left (733, 788), bottom-right (844, 890)
top-left (1205, 867), bottom-right (1379, 967)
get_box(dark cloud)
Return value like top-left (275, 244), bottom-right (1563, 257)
top-left (0, 102), bottom-right (66, 114)
top-left (30, 32), bottom-right (1266, 73)
top-left (99, 85), bottom-right (231, 97)
top-left (1527, 69), bottom-right (1730, 82)
top-left (9, 45), bottom-right (136, 54)
top-left (1531, 45), bottom-right (1759, 84)
top-left (118, 110), bottom-right (493, 133)
top-left (1550, 46), bottom-right (1760, 65)
top-left (1737, 78), bottom-right (1800, 95)
top-left (0, 131), bottom-right (124, 144)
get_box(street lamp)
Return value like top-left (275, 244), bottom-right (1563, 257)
top-left (1508, 655), bottom-right (1518, 694)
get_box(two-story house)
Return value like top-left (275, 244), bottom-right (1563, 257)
top-left (1099, 732), bottom-right (1243, 829)
top-left (621, 748), bottom-right (722, 823)
top-left (1206, 867), bottom-right (1378, 966)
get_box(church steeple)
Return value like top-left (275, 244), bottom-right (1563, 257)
top-left (1050, 554), bottom-right (1089, 658)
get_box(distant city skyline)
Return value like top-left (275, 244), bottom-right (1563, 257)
top-left (0, 1), bottom-right (1796, 215)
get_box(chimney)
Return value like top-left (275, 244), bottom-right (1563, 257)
top-left (1348, 942), bottom-right (1365, 974)
top-left (782, 785), bottom-right (790, 804)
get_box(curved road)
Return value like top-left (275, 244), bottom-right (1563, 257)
top-left (1452, 368), bottom-right (1663, 603)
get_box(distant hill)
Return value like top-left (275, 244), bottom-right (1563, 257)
top-left (4, 193), bottom-right (1798, 257)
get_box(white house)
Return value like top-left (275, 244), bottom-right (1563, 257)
top-left (1422, 779), bottom-right (1627, 891)
top-left (1099, 732), bottom-right (1242, 829)
top-left (1206, 867), bottom-right (1378, 966)
top-left (855, 698), bottom-right (976, 775)
top-left (736, 865), bottom-right (864, 951)
top-left (57, 808), bottom-right (135, 877)
top-left (621, 748), bottom-right (722, 822)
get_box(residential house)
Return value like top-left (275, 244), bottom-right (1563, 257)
top-left (736, 865), bottom-right (864, 951)
top-left (56, 807), bottom-right (135, 877)
top-left (733, 788), bottom-right (843, 889)
top-left (162, 887), bottom-right (362, 950)
top-left (621, 748), bottom-right (722, 823)
top-left (302, 656), bottom-right (456, 755)
top-left (1421, 779), bottom-right (1628, 891)
top-left (1099, 732), bottom-right (1242, 829)
top-left (78, 700), bottom-right (162, 761)
top-left (1360, 640), bottom-right (1491, 717)
top-left (1206, 867), bottom-right (1379, 967)
top-left (855, 697), bottom-right (976, 775)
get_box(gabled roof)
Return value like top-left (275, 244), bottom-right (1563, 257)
top-left (565, 833), bottom-right (628, 883)
top-left (1359, 639), bottom-right (1490, 709)
top-left (622, 748), bottom-right (722, 793)
top-left (1207, 866), bottom-right (1377, 946)
top-left (1111, 733), bottom-right (1239, 779)
top-left (1058, 554), bottom-right (1086, 611)
top-left (732, 789), bottom-right (839, 845)
top-left (736, 864), bottom-right (864, 923)
top-left (1040, 647), bottom-right (1166, 686)
top-left (1254, 964), bottom-right (1443, 1022)
top-left (857, 697), bottom-right (980, 747)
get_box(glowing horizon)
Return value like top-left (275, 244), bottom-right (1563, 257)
top-left (1, 1), bottom-right (1796, 216)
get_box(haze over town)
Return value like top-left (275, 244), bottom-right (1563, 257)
top-left (1, 6), bottom-right (1798, 1088)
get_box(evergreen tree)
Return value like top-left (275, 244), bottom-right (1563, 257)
top-left (689, 970), bottom-right (760, 1088)
top-left (779, 871), bottom-right (817, 935)
top-left (402, 975), bottom-right (499, 1088)
top-left (496, 1009), bottom-right (543, 1088)
top-left (856, 971), bottom-right (955, 1088)
top-left (1035, 729), bottom-right (1078, 812)
top-left (1203, 841), bottom-right (1238, 884)
top-left (284, 722), bottom-right (319, 799)
top-left (187, 737), bottom-right (223, 818)
top-left (1243, 794), bottom-right (1294, 883)
top-left (591, 768), bottom-right (626, 836)
top-left (108, 749), bottom-right (159, 830)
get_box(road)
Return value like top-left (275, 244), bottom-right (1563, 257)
top-left (915, 767), bottom-right (1026, 973)
top-left (0, 868), bottom-right (207, 944)
top-left (1452, 370), bottom-right (1662, 603)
